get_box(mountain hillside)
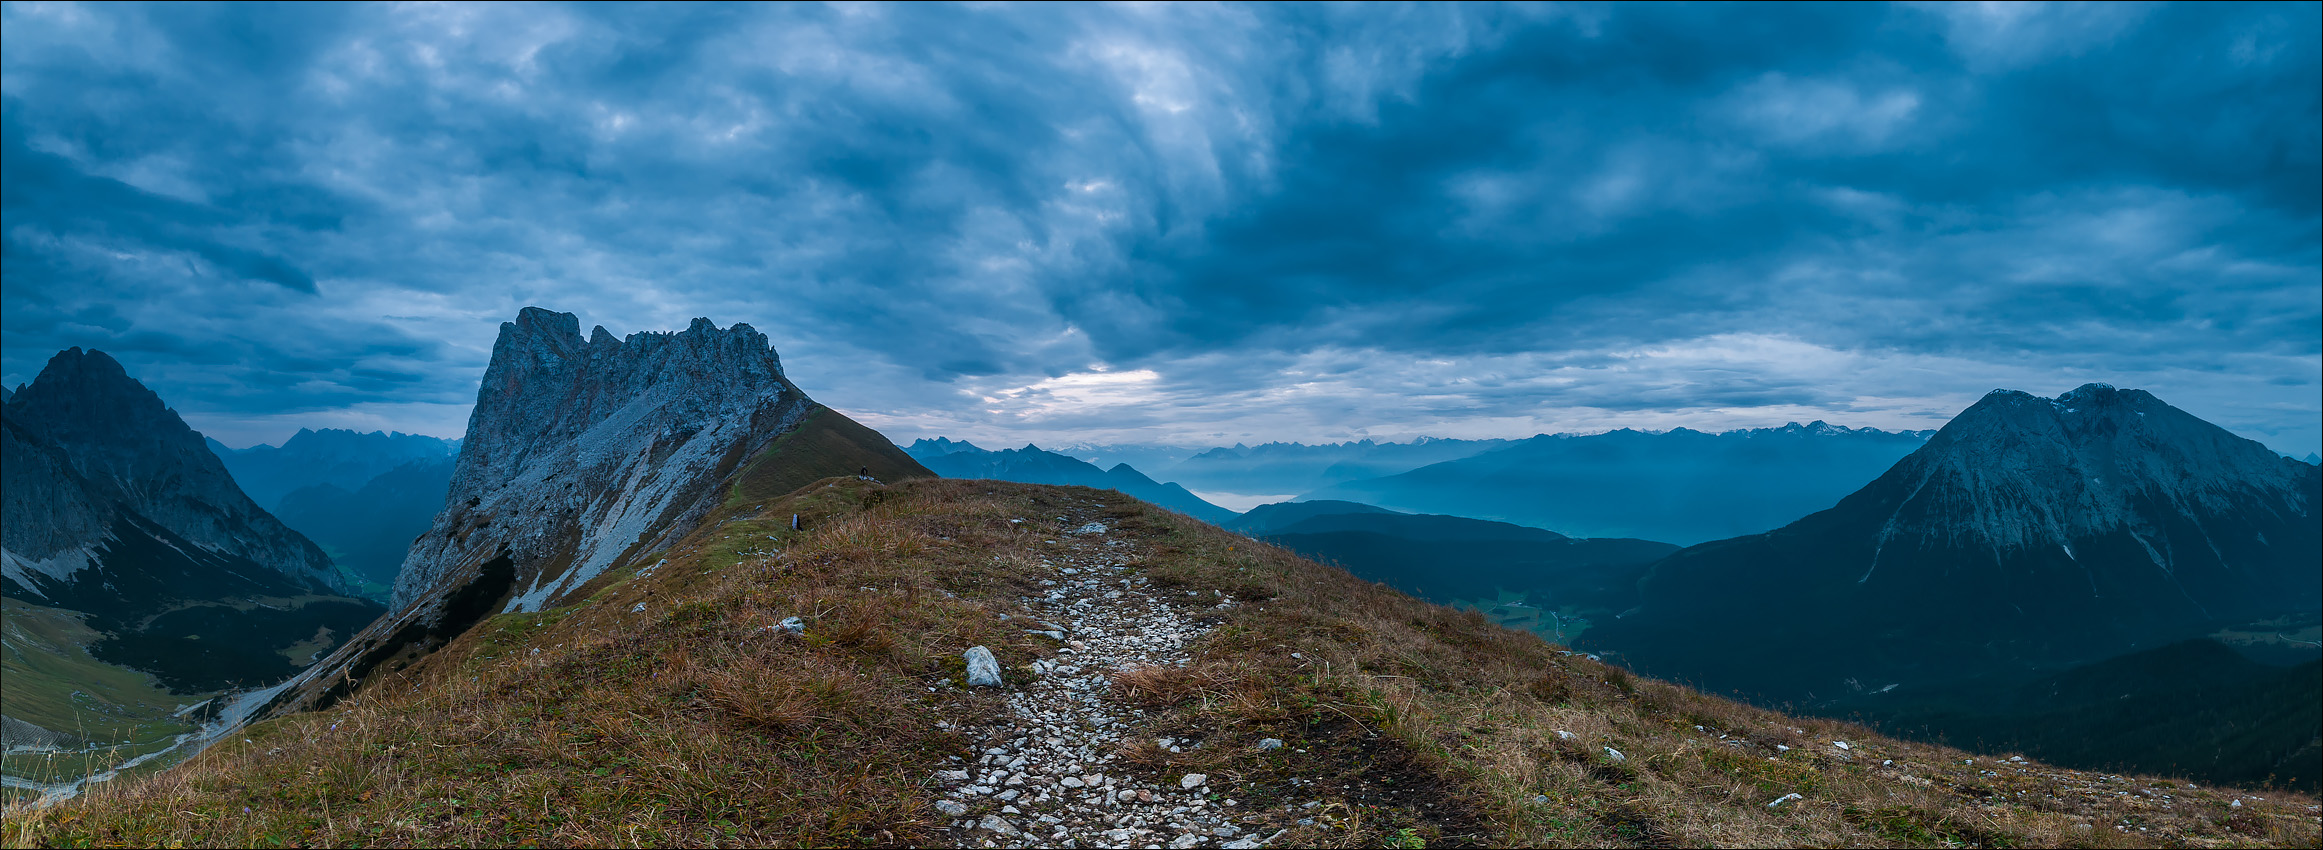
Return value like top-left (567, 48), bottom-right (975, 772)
top-left (256, 308), bottom-right (932, 718)
top-left (1588, 384), bottom-right (2321, 703)
top-left (1224, 499), bottom-right (1398, 534)
top-left (208, 429), bottom-right (458, 512)
top-left (1831, 639), bottom-right (2319, 790)
top-left (1231, 501), bottom-right (1678, 646)
top-left (1311, 422), bottom-right (1931, 546)
top-left (4, 349), bottom-right (347, 594)
top-left (907, 439), bottom-right (1237, 524)
top-left (2, 352), bottom-right (383, 786)
top-left (269, 456), bottom-right (458, 595)
top-left (13, 478), bottom-right (2314, 847)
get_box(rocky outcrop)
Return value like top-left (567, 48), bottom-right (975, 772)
top-left (264, 308), bottom-right (929, 717)
top-left (1588, 384), bottom-right (2322, 700)
top-left (390, 308), bottom-right (819, 613)
top-left (2, 348), bottom-right (342, 595)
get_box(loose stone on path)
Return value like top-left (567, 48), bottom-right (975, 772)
top-left (928, 509), bottom-right (1256, 849)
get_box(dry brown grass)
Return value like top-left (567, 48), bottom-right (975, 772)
top-left (5, 477), bottom-right (2317, 849)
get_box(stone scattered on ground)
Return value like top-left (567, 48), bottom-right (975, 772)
top-left (928, 507), bottom-right (1289, 849)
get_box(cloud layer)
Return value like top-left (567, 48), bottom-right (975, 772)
top-left (4, 2), bottom-right (2316, 454)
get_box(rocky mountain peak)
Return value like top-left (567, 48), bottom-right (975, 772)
top-left (9, 348), bottom-right (186, 454)
top-left (267, 308), bottom-right (932, 720)
top-left (1595, 385), bottom-right (2318, 702)
top-left (1869, 384), bottom-right (2311, 552)
top-left (3, 347), bottom-right (343, 594)
top-left (394, 308), bottom-right (812, 612)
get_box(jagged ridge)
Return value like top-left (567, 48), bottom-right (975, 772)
top-left (265, 307), bottom-right (930, 717)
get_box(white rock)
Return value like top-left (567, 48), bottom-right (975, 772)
top-left (778, 616), bottom-right (805, 635)
top-left (1768, 793), bottom-right (1803, 808)
top-left (1603, 747), bottom-right (1626, 763)
top-left (1181, 773), bottom-right (1207, 789)
top-left (965, 646), bottom-right (1004, 687)
top-left (935, 800), bottom-right (969, 817)
top-left (978, 814), bottom-right (1018, 835)
top-left (1554, 730), bottom-right (1575, 741)
top-left (1257, 738), bottom-right (1285, 750)
top-left (1832, 741), bottom-right (1850, 750)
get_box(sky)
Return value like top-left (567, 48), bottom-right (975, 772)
top-left (3, 2), bottom-right (2318, 456)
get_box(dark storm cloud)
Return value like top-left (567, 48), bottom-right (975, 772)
top-left (0, 2), bottom-right (2314, 453)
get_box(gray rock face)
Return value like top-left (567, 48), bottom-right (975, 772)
top-left (2, 348), bottom-right (340, 594)
top-left (1, 416), bottom-right (111, 583)
top-left (390, 308), bottom-right (813, 614)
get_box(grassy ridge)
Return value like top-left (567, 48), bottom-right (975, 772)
top-left (723, 405), bottom-right (934, 511)
top-left (5, 479), bottom-right (2315, 847)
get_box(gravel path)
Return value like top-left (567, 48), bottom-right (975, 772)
top-left (932, 518), bottom-right (1280, 850)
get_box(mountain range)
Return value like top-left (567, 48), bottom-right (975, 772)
top-left (206, 429), bottom-right (462, 601)
top-left (1149, 437), bottom-right (1515, 499)
top-left (1308, 422), bottom-right (1934, 546)
top-left (903, 439), bottom-right (1238, 524)
top-left (207, 429), bottom-right (459, 512)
